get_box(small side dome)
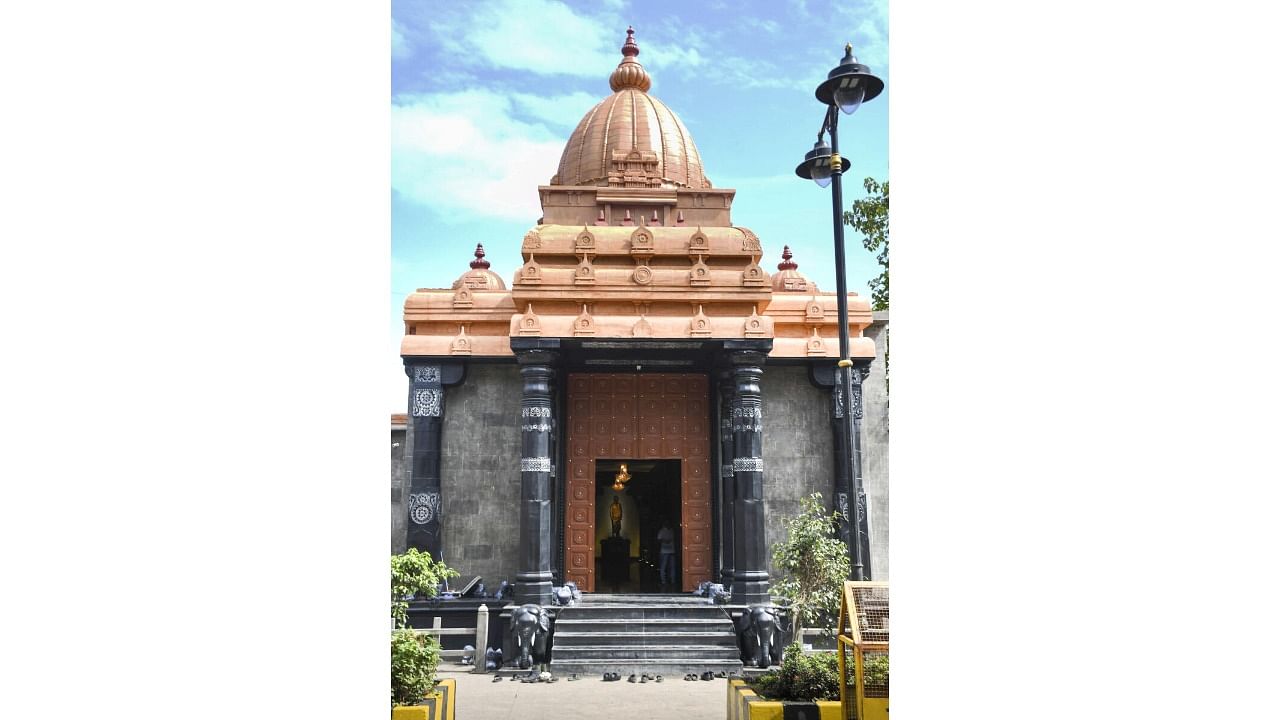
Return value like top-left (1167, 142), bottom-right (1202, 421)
top-left (451, 244), bottom-right (507, 291)
top-left (771, 246), bottom-right (816, 292)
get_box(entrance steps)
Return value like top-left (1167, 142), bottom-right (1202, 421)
top-left (548, 593), bottom-right (744, 677)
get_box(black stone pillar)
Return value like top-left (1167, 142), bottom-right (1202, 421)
top-left (727, 342), bottom-right (771, 605)
top-left (810, 361), bottom-right (873, 579)
top-left (850, 362), bottom-right (872, 574)
top-left (513, 339), bottom-right (559, 606)
top-left (716, 370), bottom-right (736, 588)
top-left (403, 361), bottom-right (465, 560)
top-left (830, 382), bottom-right (853, 548)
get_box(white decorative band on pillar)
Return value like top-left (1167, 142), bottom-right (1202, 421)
top-left (412, 365), bottom-right (442, 384)
top-left (411, 387), bottom-right (442, 417)
top-left (521, 407), bottom-right (551, 417)
top-left (520, 457), bottom-right (551, 472)
top-left (732, 457), bottom-right (764, 473)
top-left (731, 406), bottom-right (762, 432)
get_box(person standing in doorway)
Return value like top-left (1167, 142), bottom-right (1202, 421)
top-left (657, 520), bottom-right (675, 588)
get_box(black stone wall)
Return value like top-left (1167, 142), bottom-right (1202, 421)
top-left (760, 364), bottom-right (837, 580)
top-left (438, 363), bottom-right (523, 587)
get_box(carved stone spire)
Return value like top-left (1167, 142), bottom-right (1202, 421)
top-left (470, 243), bottom-right (490, 269)
top-left (609, 26), bottom-right (652, 92)
top-left (777, 245), bottom-right (798, 271)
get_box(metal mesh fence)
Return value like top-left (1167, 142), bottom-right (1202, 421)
top-left (840, 582), bottom-right (889, 720)
top-left (860, 649), bottom-right (889, 698)
top-left (850, 585), bottom-right (889, 645)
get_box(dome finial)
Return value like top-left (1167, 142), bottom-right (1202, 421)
top-left (622, 26), bottom-right (639, 57)
top-left (778, 245), bottom-right (798, 271)
top-left (609, 25), bottom-right (651, 92)
top-left (470, 243), bottom-right (490, 269)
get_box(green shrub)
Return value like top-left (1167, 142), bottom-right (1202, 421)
top-left (863, 654), bottom-right (889, 689)
top-left (391, 629), bottom-right (441, 706)
top-left (391, 549), bottom-right (459, 628)
top-left (770, 493), bottom-right (850, 639)
top-left (753, 643), bottom-right (841, 702)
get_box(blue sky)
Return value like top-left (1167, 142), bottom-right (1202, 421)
top-left (390, 0), bottom-right (889, 410)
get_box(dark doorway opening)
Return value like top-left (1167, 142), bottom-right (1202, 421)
top-left (594, 459), bottom-right (681, 593)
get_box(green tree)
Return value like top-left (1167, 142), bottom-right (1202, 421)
top-left (771, 493), bottom-right (851, 641)
top-left (843, 177), bottom-right (889, 311)
top-left (391, 548), bottom-right (459, 629)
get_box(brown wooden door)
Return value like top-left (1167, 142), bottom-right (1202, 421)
top-left (563, 372), bottom-right (712, 592)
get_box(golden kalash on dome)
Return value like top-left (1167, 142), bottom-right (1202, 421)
top-left (402, 26), bottom-right (875, 359)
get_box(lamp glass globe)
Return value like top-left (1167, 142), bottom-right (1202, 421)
top-left (835, 82), bottom-right (866, 115)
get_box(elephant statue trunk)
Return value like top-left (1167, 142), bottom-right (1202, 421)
top-left (509, 604), bottom-right (553, 674)
top-left (736, 605), bottom-right (788, 669)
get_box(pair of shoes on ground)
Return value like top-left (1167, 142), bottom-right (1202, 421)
top-left (602, 671), bottom-right (622, 682)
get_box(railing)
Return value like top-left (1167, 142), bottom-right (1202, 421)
top-left (409, 603), bottom-right (490, 673)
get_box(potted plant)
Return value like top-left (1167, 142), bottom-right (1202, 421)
top-left (391, 549), bottom-right (459, 719)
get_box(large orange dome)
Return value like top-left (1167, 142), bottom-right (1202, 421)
top-left (551, 27), bottom-right (711, 190)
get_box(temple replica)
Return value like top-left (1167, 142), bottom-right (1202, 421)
top-left (396, 28), bottom-right (887, 674)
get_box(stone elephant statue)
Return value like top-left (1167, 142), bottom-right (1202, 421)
top-left (736, 605), bottom-right (790, 668)
top-left (509, 604), bottom-right (553, 671)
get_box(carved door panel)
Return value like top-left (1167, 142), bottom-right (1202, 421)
top-left (563, 372), bottom-right (712, 593)
top-left (677, 376), bottom-right (712, 592)
top-left (564, 376), bottom-right (596, 590)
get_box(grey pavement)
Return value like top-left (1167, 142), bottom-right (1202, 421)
top-left (439, 668), bottom-right (729, 720)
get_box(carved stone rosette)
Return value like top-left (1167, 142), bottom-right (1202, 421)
top-left (404, 361), bottom-right (464, 560)
top-left (513, 340), bottom-right (559, 606)
top-left (727, 342), bottom-right (771, 605)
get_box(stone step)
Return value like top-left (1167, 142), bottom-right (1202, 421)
top-left (556, 606), bottom-right (731, 620)
top-left (577, 594), bottom-right (714, 605)
top-left (550, 644), bottom-right (743, 661)
top-left (553, 631), bottom-right (739, 647)
top-left (546, 659), bottom-right (746, 677)
top-left (554, 617), bottom-right (733, 633)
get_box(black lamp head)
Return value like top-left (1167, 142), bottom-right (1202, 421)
top-left (815, 44), bottom-right (884, 112)
top-left (794, 138), bottom-right (849, 187)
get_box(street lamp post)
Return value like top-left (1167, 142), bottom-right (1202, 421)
top-left (795, 44), bottom-right (884, 581)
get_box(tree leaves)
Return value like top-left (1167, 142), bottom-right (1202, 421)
top-left (770, 493), bottom-right (850, 637)
top-left (843, 177), bottom-right (889, 311)
top-left (391, 548), bottom-right (460, 629)
top-left (391, 629), bottom-right (441, 706)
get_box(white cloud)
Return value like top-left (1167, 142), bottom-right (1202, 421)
top-left (836, 0), bottom-right (889, 69)
top-left (391, 90), bottom-right (576, 222)
top-left (510, 91), bottom-right (600, 128)
top-left (391, 17), bottom-right (412, 60)
top-left (642, 42), bottom-right (706, 72)
top-left (431, 0), bottom-right (620, 77)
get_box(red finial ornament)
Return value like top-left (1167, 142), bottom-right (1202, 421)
top-left (777, 245), bottom-right (798, 271)
top-left (622, 26), bottom-right (639, 57)
top-left (470, 243), bottom-right (491, 270)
